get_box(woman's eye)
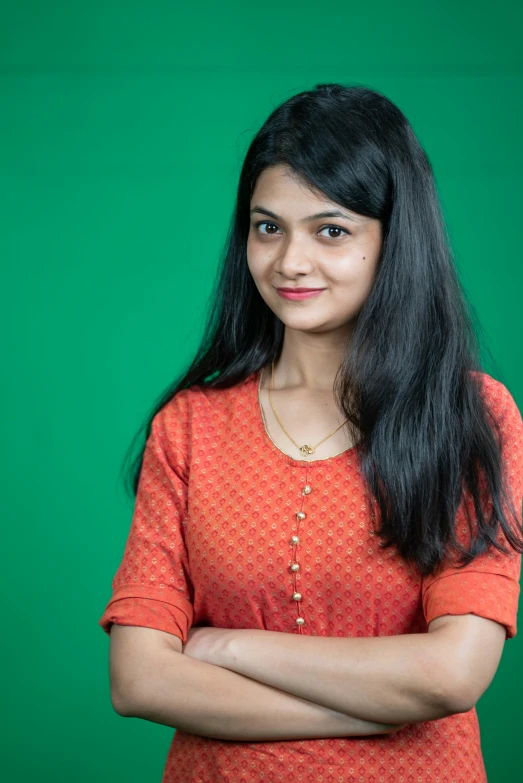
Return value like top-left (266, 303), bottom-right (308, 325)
top-left (254, 221), bottom-right (350, 239)
top-left (256, 221), bottom-right (281, 235)
top-left (318, 225), bottom-right (350, 239)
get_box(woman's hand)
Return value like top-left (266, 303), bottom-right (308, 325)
top-left (182, 626), bottom-right (233, 666)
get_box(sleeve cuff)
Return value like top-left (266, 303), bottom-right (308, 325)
top-left (423, 570), bottom-right (520, 639)
top-left (98, 584), bottom-right (194, 644)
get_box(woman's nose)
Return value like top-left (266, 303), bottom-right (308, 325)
top-left (274, 236), bottom-right (315, 276)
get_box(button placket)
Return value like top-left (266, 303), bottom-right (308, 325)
top-left (290, 476), bottom-right (312, 632)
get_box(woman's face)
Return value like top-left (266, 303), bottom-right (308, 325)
top-left (247, 164), bottom-right (383, 336)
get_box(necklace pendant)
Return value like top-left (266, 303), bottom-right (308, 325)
top-left (300, 444), bottom-right (315, 456)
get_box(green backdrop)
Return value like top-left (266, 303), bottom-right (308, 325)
top-left (2, 1), bottom-right (522, 781)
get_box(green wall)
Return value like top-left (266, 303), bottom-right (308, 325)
top-left (2, 1), bottom-right (522, 781)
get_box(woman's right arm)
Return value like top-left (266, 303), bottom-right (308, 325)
top-left (109, 625), bottom-right (407, 742)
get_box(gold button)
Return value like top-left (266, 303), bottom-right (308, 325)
top-left (296, 511), bottom-right (306, 520)
top-left (290, 535), bottom-right (299, 545)
top-left (292, 592), bottom-right (302, 601)
top-left (296, 617), bottom-right (305, 626)
top-left (302, 485), bottom-right (312, 495)
top-left (290, 563), bottom-right (300, 572)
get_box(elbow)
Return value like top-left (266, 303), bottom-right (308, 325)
top-left (110, 677), bottom-right (140, 717)
top-left (445, 683), bottom-right (477, 716)
top-left (110, 693), bottom-right (131, 718)
top-left (419, 669), bottom-right (474, 720)
top-left (436, 672), bottom-right (477, 717)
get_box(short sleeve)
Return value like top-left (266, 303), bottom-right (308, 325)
top-left (98, 393), bottom-right (194, 644)
top-left (422, 378), bottom-right (523, 639)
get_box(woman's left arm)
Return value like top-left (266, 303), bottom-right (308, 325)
top-left (182, 621), bottom-right (481, 725)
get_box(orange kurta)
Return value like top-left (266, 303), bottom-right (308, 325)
top-left (99, 369), bottom-right (523, 783)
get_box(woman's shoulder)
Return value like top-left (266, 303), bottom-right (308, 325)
top-left (155, 371), bottom-right (257, 434)
top-left (147, 373), bottom-right (257, 473)
top-left (470, 370), bottom-right (522, 430)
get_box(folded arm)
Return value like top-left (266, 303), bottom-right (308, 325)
top-left (108, 624), bottom-right (407, 741)
top-left (204, 613), bottom-right (506, 725)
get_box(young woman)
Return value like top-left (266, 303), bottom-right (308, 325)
top-left (99, 83), bottom-right (523, 783)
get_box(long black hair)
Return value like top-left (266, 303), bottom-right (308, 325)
top-left (121, 82), bottom-right (523, 578)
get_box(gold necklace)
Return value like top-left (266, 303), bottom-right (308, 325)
top-left (267, 360), bottom-right (350, 457)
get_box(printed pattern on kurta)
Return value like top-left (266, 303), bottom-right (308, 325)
top-left (99, 368), bottom-right (523, 783)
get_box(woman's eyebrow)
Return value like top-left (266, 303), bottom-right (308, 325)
top-left (249, 205), bottom-right (360, 223)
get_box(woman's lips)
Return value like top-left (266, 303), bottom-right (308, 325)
top-left (276, 288), bottom-right (325, 300)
